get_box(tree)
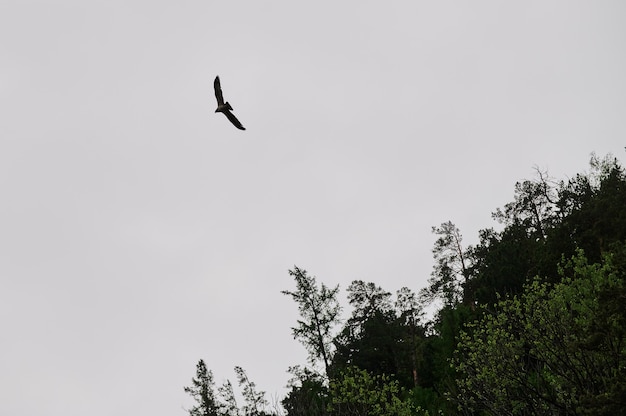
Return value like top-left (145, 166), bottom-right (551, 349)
top-left (554, 153), bottom-right (626, 263)
top-left (333, 281), bottom-right (416, 388)
top-left (282, 266), bottom-right (342, 379)
top-left (421, 221), bottom-right (473, 307)
top-left (184, 360), bottom-right (220, 416)
top-left (492, 167), bottom-right (558, 240)
top-left (328, 366), bottom-right (416, 416)
top-left (217, 380), bottom-right (239, 416)
top-left (468, 224), bottom-right (539, 306)
top-left (234, 366), bottom-right (268, 416)
top-left (395, 287), bottom-right (425, 388)
top-left (332, 283), bottom-right (430, 392)
top-left (282, 366), bottom-right (330, 416)
top-left (185, 361), bottom-right (274, 416)
top-left (345, 280), bottom-right (393, 328)
top-left (332, 308), bottom-right (405, 387)
top-left (466, 155), bottom-right (626, 307)
top-left (454, 249), bottom-right (626, 415)
top-left (336, 280), bottom-right (394, 349)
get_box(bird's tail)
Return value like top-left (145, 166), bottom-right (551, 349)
top-left (224, 102), bottom-right (233, 111)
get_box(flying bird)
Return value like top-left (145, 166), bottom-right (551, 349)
top-left (214, 76), bottom-right (245, 130)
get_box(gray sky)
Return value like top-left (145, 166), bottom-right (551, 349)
top-left (1, 1), bottom-right (624, 415)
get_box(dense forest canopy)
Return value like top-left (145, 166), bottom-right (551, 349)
top-left (185, 153), bottom-right (626, 415)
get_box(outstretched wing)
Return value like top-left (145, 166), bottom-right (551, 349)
top-left (223, 109), bottom-right (245, 130)
top-left (214, 76), bottom-right (224, 105)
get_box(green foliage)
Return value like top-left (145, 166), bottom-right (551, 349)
top-left (455, 249), bottom-right (626, 415)
top-left (188, 153), bottom-right (626, 416)
top-left (423, 303), bottom-right (474, 414)
top-left (407, 386), bottom-right (446, 416)
top-left (328, 366), bottom-right (416, 416)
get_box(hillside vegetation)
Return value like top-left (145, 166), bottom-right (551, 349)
top-left (186, 153), bottom-right (626, 416)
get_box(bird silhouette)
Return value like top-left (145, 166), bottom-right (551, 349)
top-left (214, 76), bottom-right (245, 130)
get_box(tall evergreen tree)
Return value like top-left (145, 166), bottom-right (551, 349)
top-left (421, 221), bottom-right (473, 306)
top-left (282, 266), bottom-right (342, 379)
top-left (395, 287), bottom-right (425, 388)
top-left (184, 360), bottom-right (220, 416)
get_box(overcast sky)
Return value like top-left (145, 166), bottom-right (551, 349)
top-left (1, 1), bottom-right (625, 415)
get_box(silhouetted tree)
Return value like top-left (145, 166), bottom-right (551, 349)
top-left (234, 366), bottom-right (268, 416)
top-left (492, 167), bottom-right (558, 240)
top-left (282, 267), bottom-right (342, 379)
top-left (281, 366), bottom-right (329, 416)
top-left (395, 287), bottom-right (425, 388)
top-left (420, 221), bottom-right (473, 307)
top-left (217, 380), bottom-right (239, 416)
top-left (184, 360), bottom-right (220, 416)
top-left (332, 283), bottom-right (427, 390)
top-left (191, 153), bottom-right (626, 416)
